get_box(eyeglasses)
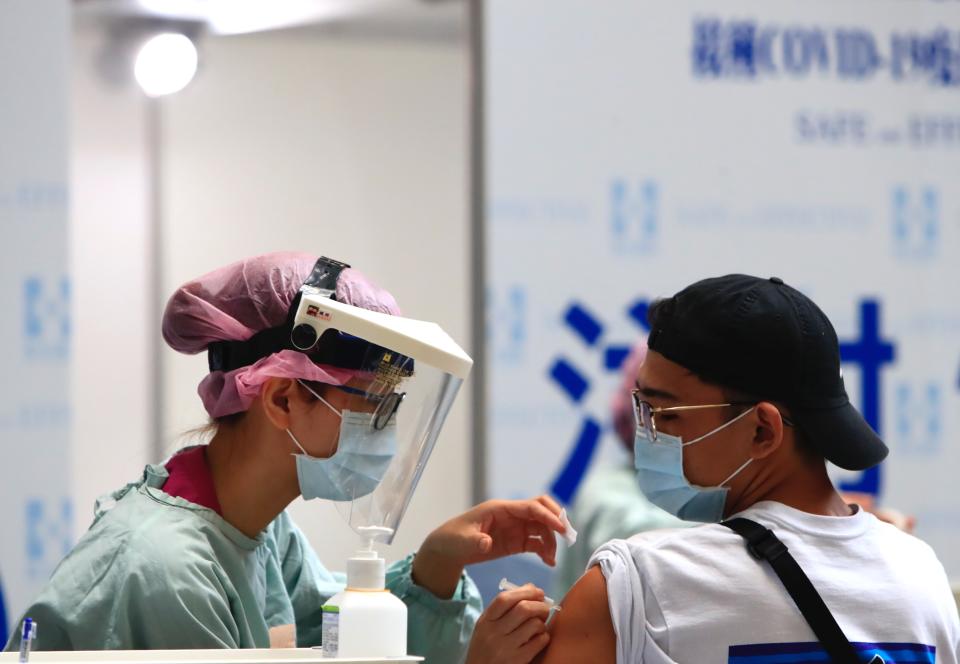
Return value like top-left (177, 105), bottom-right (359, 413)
top-left (302, 381), bottom-right (406, 431)
top-left (630, 389), bottom-right (793, 442)
top-left (332, 384), bottom-right (406, 431)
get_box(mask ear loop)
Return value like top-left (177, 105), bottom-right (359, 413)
top-left (681, 406), bottom-right (758, 489)
top-left (286, 428), bottom-right (310, 456)
top-left (682, 405), bottom-right (756, 448)
top-left (297, 379), bottom-right (343, 419)
top-left (289, 380), bottom-right (344, 458)
top-left (718, 457), bottom-right (754, 487)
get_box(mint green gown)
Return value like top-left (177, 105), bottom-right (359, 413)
top-left (5, 464), bottom-right (482, 662)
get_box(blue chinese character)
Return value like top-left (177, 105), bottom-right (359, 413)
top-left (894, 30), bottom-right (960, 88)
top-left (839, 301), bottom-right (896, 496)
top-left (547, 299), bottom-right (652, 504)
top-left (729, 22), bottom-right (758, 77)
top-left (692, 19), bottom-right (723, 77)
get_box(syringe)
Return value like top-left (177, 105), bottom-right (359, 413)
top-left (498, 578), bottom-right (560, 611)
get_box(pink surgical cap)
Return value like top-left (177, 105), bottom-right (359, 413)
top-left (162, 251), bottom-right (401, 418)
top-left (611, 340), bottom-right (648, 451)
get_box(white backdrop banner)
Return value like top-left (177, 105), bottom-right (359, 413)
top-left (0, 0), bottom-right (72, 642)
top-left (484, 0), bottom-right (960, 579)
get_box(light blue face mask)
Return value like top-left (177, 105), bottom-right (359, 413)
top-left (287, 381), bottom-right (397, 502)
top-left (634, 406), bottom-right (755, 523)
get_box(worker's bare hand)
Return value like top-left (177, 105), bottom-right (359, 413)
top-left (425, 495), bottom-right (565, 566)
top-left (413, 496), bottom-right (565, 598)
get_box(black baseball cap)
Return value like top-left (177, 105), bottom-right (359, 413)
top-left (646, 274), bottom-right (888, 471)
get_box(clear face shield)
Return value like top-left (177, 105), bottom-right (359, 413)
top-left (290, 282), bottom-right (472, 545)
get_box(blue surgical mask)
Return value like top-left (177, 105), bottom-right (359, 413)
top-left (634, 407), bottom-right (755, 523)
top-left (287, 382), bottom-right (397, 502)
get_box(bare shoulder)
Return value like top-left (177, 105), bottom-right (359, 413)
top-left (534, 566), bottom-right (617, 664)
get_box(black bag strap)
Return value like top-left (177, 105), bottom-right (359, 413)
top-left (722, 518), bottom-right (865, 664)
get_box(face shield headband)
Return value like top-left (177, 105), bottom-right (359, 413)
top-left (206, 257), bottom-right (414, 379)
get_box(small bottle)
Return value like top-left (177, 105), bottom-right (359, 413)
top-left (322, 528), bottom-right (407, 658)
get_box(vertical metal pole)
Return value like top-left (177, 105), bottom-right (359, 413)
top-left (147, 98), bottom-right (165, 462)
top-left (469, 0), bottom-right (488, 504)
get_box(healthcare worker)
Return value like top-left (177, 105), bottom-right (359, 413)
top-left (6, 253), bottom-right (562, 663)
top-left (536, 275), bottom-right (959, 664)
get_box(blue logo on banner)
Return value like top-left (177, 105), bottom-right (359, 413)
top-left (895, 381), bottom-right (942, 457)
top-left (611, 179), bottom-right (659, 255)
top-left (25, 498), bottom-right (73, 580)
top-left (892, 186), bottom-right (939, 260)
top-left (23, 276), bottom-right (70, 361)
top-left (488, 285), bottom-right (528, 365)
top-left (546, 299), bottom-right (652, 505)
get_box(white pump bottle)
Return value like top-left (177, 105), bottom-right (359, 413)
top-left (321, 526), bottom-right (407, 658)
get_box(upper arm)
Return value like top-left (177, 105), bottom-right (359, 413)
top-left (15, 534), bottom-right (241, 650)
top-left (534, 566), bottom-right (617, 664)
top-left (128, 549), bottom-right (241, 649)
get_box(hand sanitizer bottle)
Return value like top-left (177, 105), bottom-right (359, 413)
top-left (322, 527), bottom-right (407, 658)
